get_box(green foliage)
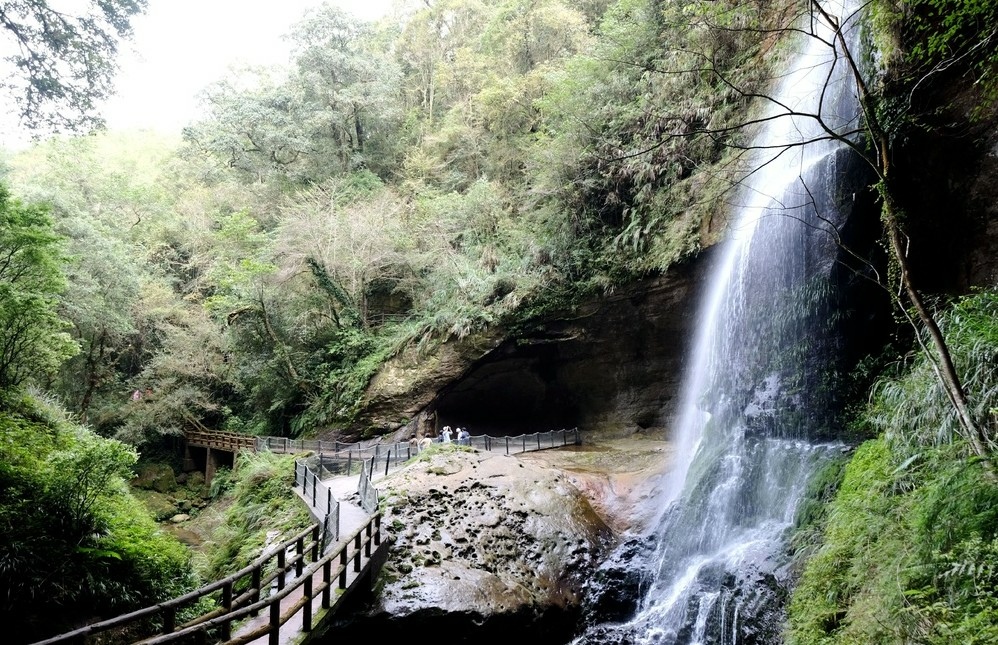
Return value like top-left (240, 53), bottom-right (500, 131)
top-left (0, 0), bottom-right (858, 445)
top-left (867, 290), bottom-right (998, 453)
top-left (527, 0), bottom-right (784, 271)
top-left (0, 185), bottom-right (78, 389)
top-left (0, 396), bottom-right (193, 640)
top-left (875, 0), bottom-right (998, 118)
top-left (904, 0), bottom-right (998, 69)
top-left (203, 451), bottom-right (311, 579)
top-left (183, 5), bottom-right (403, 185)
top-left (790, 451), bottom-right (851, 564)
top-left (787, 439), bottom-right (909, 644)
top-left (0, 0), bottom-right (147, 133)
top-left (788, 290), bottom-right (998, 643)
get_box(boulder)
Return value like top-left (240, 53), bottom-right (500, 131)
top-left (328, 445), bottom-right (613, 640)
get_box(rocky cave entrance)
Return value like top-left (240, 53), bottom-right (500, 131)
top-left (432, 341), bottom-right (581, 437)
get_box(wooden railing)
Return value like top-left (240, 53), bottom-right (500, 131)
top-left (185, 429), bottom-right (258, 453)
top-left (33, 516), bottom-right (383, 645)
top-left (47, 426), bottom-right (581, 645)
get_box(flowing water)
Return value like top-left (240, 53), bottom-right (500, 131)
top-left (579, 3), bottom-right (867, 643)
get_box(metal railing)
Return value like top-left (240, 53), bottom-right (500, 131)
top-left (357, 458), bottom-right (379, 515)
top-left (190, 427), bottom-right (582, 462)
top-left (255, 437), bottom-right (359, 454)
top-left (465, 427), bottom-right (581, 455)
top-left (294, 458), bottom-right (340, 549)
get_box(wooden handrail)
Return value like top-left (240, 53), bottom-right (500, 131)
top-left (132, 515), bottom-right (382, 645)
top-left (32, 522), bottom-right (326, 645)
top-left (38, 426), bottom-right (579, 644)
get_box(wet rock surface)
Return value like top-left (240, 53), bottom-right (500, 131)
top-left (319, 438), bottom-right (671, 643)
top-left (579, 535), bottom-right (658, 625)
top-left (378, 445), bottom-right (611, 612)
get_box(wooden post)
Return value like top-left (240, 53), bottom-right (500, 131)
top-left (269, 597), bottom-right (281, 645)
top-left (296, 537), bottom-right (305, 577)
top-left (303, 574), bottom-right (313, 632)
top-left (311, 525), bottom-right (320, 562)
top-left (163, 606), bottom-right (176, 634)
top-left (252, 565), bottom-right (262, 615)
top-left (339, 547), bottom-right (348, 588)
top-left (354, 534), bottom-right (362, 572)
top-left (374, 514), bottom-right (382, 546)
top-left (322, 560), bottom-right (332, 608)
top-left (278, 550), bottom-right (286, 590)
top-left (222, 581), bottom-right (233, 641)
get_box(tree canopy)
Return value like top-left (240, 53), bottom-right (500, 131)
top-left (0, 185), bottom-right (76, 389)
top-left (0, 0), bottom-right (147, 133)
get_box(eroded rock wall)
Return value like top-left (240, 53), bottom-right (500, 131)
top-left (354, 252), bottom-right (716, 441)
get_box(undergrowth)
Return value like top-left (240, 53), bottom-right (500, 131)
top-left (787, 290), bottom-right (998, 643)
top-left (203, 451), bottom-right (312, 580)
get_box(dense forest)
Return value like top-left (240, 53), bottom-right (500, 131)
top-left (2, 0), bottom-right (998, 642)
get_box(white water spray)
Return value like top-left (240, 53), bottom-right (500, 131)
top-left (587, 3), bottom-right (867, 643)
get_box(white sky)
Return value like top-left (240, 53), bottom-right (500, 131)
top-left (1, 0), bottom-right (394, 148)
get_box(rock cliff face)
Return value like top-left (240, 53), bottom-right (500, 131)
top-left (356, 251), bottom-right (716, 441)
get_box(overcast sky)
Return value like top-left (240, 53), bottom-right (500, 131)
top-left (104, 0), bottom-right (394, 131)
top-left (1, 0), bottom-right (394, 148)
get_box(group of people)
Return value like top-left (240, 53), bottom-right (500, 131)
top-left (439, 425), bottom-right (471, 445)
top-left (408, 424), bottom-right (473, 452)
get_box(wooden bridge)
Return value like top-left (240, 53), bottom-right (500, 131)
top-left (34, 515), bottom-right (387, 645)
top-left (33, 426), bottom-right (582, 645)
top-left (34, 429), bottom-right (390, 645)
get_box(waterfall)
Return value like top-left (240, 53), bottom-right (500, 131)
top-left (578, 2), bottom-right (869, 643)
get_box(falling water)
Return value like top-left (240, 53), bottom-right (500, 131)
top-left (578, 2), bottom-right (869, 643)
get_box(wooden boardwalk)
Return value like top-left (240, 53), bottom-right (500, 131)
top-left (231, 480), bottom-right (381, 645)
top-left (32, 427), bottom-right (582, 645)
top-left (32, 434), bottom-right (388, 645)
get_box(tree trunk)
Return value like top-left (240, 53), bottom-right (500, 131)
top-left (881, 198), bottom-right (994, 473)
